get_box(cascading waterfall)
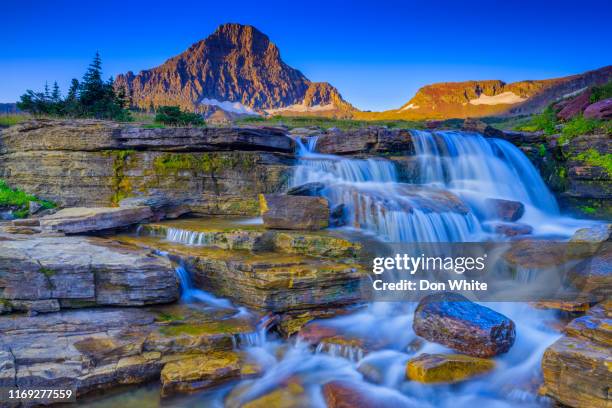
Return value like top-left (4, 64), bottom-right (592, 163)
top-left (292, 136), bottom-right (480, 242)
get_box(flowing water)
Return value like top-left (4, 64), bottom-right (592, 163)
top-left (92, 130), bottom-right (594, 407)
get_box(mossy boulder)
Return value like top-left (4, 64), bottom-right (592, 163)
top-left (406, 353), bottom-right (495, 383)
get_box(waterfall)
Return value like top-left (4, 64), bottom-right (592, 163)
top-left (291, 129), bottom-right (583, 241)
top-left (292, 133), bottom-right (480, 242)
top-left (411, 130), bottom-right (559, 214)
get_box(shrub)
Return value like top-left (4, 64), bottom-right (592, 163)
top-left (154, 106), bottom-right (205, 126)
top-left (559, 116), bottom-right (602, 144)
top-left (590, 81), bottom-right (612, 103)
top-left (0, 179), bottom-right (55, 218)
top-left (516, 105), bottom-right (557, 134)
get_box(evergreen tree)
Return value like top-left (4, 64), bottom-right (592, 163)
top-left (51, 81), bottom-right (61, 102)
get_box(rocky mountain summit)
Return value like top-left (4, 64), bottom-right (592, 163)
top-left (115, 23), bottom-right (353, 116)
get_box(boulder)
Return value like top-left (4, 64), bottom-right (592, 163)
top-left (160, 351), bottom-right (259, 397)
top-left (491, 222), bottom-right (533, 237)
top-left (323, 380), bottom-right (415, 408)
top-left (570, 224), bottom-right (612, 243)
top-left (557, 90), bottom-right (593, 121)
top-left (413, 292), bottom-right (516, 358)
top-left (28, 200), bottom-right (42, 215)
top-left (119, 195), bottom-right (190, 221)
top-left (0, 235), bottom-right (178, 310)
top-left (286, 182), bottom-right (325, 196)
top-left (485, 198), bottom-right (525, 221)
top-left (226, 380), bottom-right (310, 408)
top-left (542, 301), bottom-right (611, 408)
top-left (584, 98), bottom-right (612, 120)
top-left (259, 194), bottom-right (329, 230)
top-left (406, 353), bottom-right (495, 383)
top-left (40, 206), bottom-right (152, 233)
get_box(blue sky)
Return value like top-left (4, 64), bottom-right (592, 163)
top-left (1, 0), bottom-right (611, 110)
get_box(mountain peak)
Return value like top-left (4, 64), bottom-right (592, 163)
top-left (115, 24), bottom-right (352, 114)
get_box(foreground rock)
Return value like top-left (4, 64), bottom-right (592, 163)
top-left (116, 231), bottom-right (365, 313)
top-left (406, 353), bottom-right (495, 383)
top-left (583, 98), bottom-right (612, 120)
top-left (542, 301), bottom-right (611, 408)
top-left (160, 351), bottom-right (259, 397)
top-left (323, 380), bottom-right (415, 408)
top-left (40, 206), bottom-right (152, 233)
top-left (260, 194), bottom-right (330, 230)
top-left (413, 293), bottom-right (516, 358)
top-left (0, 305), bottom-right (257, 402)
top-left (485, 198), bottom-right (525, 221)
top-left (570, 223), bottom-right (612, 243)
top-left (0, 235), bottom-right (178, 312)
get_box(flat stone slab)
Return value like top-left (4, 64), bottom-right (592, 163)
top-left (0, 235), bottom-right (178, 311)
top-left (40, 206), bottom-right (153, 233)
top-left (0, 304), bottom-right (257, 401)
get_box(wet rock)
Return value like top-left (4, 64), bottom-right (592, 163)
top-left (286, 182), bottom-right (325, 196)
top-left (323, 380), bottom-right (413, 408)
top-left (11, 218), bottom-right (40, 227)
top-left (413, 292), bottom-right (516, 358)
top-left (491, 222), bottom-right (533, 237)
top-left (260, 194), bottom-right (329, 230)
top-left (542, 301), bottom-right (611, 408)
top-left (570, 224), bottom-right (612, 243)
top-left (40, 206), bottom-right (152, 233)
top-left (0, 235), bottom-right (178, 310)
top-left (485, 198), bottom-right (525, 221)
top-left (584, 98), bottom-right (612, 120)
top-left (226, 380), bottom-right (310, 408)
top-left (1, 225), bottom-right (41, 234)
top-left (406, 353), bottom-right (495, 383)
top-left (160, 351), bottom-right (259, 397)
top-left (329, 204), bottom-right (346, 227)
top-left (568, 245), bottom-right (611, 302)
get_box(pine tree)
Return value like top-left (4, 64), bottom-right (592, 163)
top-left (51, 81), bottom-right (61, 102)
top-left (44, 82), bottom-right (50, 100)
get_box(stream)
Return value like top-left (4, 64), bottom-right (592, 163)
top-left (85, 130), bottom-right (596, 407)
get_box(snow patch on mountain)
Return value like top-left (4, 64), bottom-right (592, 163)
top-left (469, 92), bottom-right (526, 105)
top-left (200, 98), bottom-right (258, 115)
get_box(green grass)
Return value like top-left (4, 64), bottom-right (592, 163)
top-left (235, 115), bottom-right (431, 130)
top-left (559, 116), bottom-right (605, 144)
top-left (515, 106), bottom-right (557, 134)
top-left (590, 81), bottom-right (612, 103)
top-left (0, 179), bottom-right (55, 218)
top-left (0, 114), bottom-right (31, 127)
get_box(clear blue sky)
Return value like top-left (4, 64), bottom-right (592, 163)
top-left (1, 0), bottom-right (611, 110)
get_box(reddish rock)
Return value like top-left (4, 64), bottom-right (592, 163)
top-left (557, 90), bottom-right (592, 121)
top-left (413, 292), bottom-right (516, 358)
top-left (492, 222), bottom-right (533, 237)
top-left (323, 380), bottom-right (412, 408)
top-left (584, 98), bottom-right (612, 120)
top-left (485, 198), bottom-right (525, 221)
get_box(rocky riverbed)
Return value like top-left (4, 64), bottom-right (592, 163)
top-left (0, 120), bottom-right (610, 407)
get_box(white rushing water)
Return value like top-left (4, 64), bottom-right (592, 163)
top-left (149, 130), bottom-right (592, 407)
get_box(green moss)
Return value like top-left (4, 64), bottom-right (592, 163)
top-left (106, 150), bottom-right (136, 206)
top-left (235, 115), bottom-right (428, 130)
top-left (579, 206), bottom-right (597, 215)
top-left (574, 148), bottom-right (612, 177)
top-left (0, 179), bottom-right (56, 218)
top-left (153, 152), bottom-right (257, 176)
top-left (38, 266), bottom-right (56, 277)
top-left (538, 143), bottom-right (547, 157)
top-left (155, 311), bottom-right (185, 323)
top-left (516, 105), bottom-right (557, 134)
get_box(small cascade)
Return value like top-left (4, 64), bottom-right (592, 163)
top-left (314, 341), bottom-right (365, 363)
top-left (166, 227), bottom-right (211, 246)
top-left (172, 258), bottom-right (233, 308)
top-left (234, 314), bottom-right (277, 348)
